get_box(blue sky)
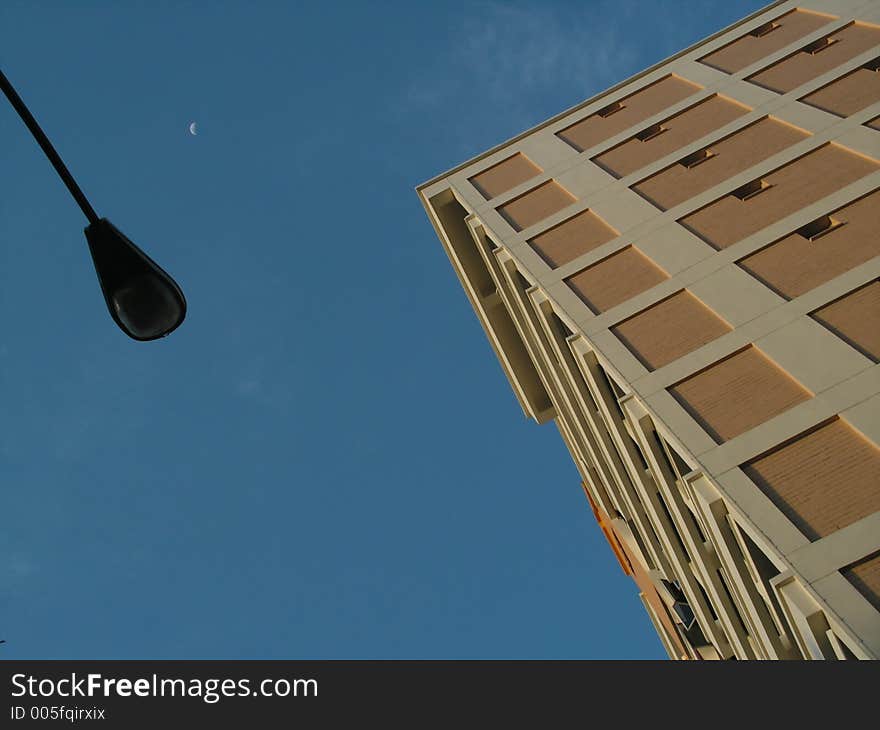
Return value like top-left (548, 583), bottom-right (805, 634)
top-left (0, 0), bottom-right (765, 659)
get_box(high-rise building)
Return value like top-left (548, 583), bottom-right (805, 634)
top-left (417, 0), bottom-right (880, 659)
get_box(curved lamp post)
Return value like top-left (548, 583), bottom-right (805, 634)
top-left (1, 68), bottom-right (186, 341)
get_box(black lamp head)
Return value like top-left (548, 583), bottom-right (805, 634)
top-left (84, 218), bottom-right (186, 341)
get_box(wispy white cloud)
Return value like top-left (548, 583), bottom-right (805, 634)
top-left (406, 0), bottom-right (642, 139)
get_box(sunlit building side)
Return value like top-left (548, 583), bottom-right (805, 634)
top-left (418, 0), bottom-right (880, 659)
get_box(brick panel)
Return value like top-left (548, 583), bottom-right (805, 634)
top-left (611, 290), bottom-right (732, 371)
top-left (496, 180), bottom-right (576, 232)
top-left (843, 551), bottom-right (880, 612)
top-left (737, 190), bottom-right (880, 298)
top-left (679, 143), bottom-right (879, 249)
top-left (633, 116), bottom-right (809, 211)
top-left (557, 75), bottom-right (701, 152)
top-left (748, 22), bottom-right (880, 94)
top-left (528, 209), bottom-right (618, 268)
top-left (743, 419), bottom-right (880, 540)
top-left (566, 246), bottom-right (668, 314)
top-left (811, 280), bottom-right (880, 362)
top-left (593, 95), bottom-right (750, 178)
top-left (699, 9), bottom-right (835, 74)
top-left (469, 152), bottom-right (542, 200)
top-left (800, 63), bottom-right (880, 118)
top-left (669, 346), bottom-right (811, 443)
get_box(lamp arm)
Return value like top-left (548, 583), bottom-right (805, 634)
top-left (0, 68), bottom-right (99, 225)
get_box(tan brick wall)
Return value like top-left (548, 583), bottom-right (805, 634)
top-left (557, 75), bottom-right (701, 152)
top-left (680, 143), bottom-right (879, 249)
top-left (811, 280), bottom-right (880, 362)
top-left (611, 291), bottom-right (732, 371)
top-left (800, 64), bottom-right (880, 117)
top-left (566, 247), bottom-right (668, 313)
top-left (469, 153), bottom-right (542, 200)
top-left (528, 209), bottom-right (618, 268)
top-left (737, 189), bottom-right (880, 298)
top-left (748, 22), bottom-right (880, 93)
top-left (633, 116), bottom-right (809, 210)
top-left (699, 8), bottom-right (835, 73)
top-left (593, 95), bottom-right (750, 178)
top-left (496, 180), bottom-right (576, 231)
top-left (843, 551), bottom-right (880, 612)
top-left (743, 419), bottom-right (880, 540)
top-left (669, 346), bottom-right (812, 443)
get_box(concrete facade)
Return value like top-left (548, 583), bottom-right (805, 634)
top-left (417, 0), bottom-right (880, 659)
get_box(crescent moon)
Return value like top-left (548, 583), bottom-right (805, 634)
top-left (189, 122), bottom-right (198, 136)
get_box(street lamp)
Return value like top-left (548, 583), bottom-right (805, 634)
top-left (1, 68), bottom-right (186, 341)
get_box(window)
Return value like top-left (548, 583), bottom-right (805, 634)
top-left (796, 214), bottom-right (843, 241)
top-left (731, 178), bottom-right (771, 201)
top-left (803, 36), bottom-right (838, 55)
top-left (678, 148), bottom-right (715, 168)
top-left (750, 21), bottom-right (780, 38)
top-left (635, 123), bottom-right (666, 142)
top-left (662, 579), bottom-right (697, 630)
top-left (672, 601), bottom-right (697, 630)
top-left (597, 100), bottom-right (625, 118)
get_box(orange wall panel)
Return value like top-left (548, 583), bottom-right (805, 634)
top-left (700, 9), bottom-right (835, 74)
top-left (611, 290), bottom-right (731, 371)
top-left (811, 280), bottom-right (880, 362)
top-left (737, 189), bottom-right (880, 298)
top-left (743, 419), bottom-right (880, 540)
top-left (496, 180), bottom-right (576, 232)
top-left (593, 95), bottom-right (750, 178)
top-left (528, 209), bottom-right (618, 268)
top-left (843, 551), bottom-right (880, 612)
top-left (748, 22), bottom-right (880, 93)
top-left (679, 144), bottom-right (879, 249)
top-left (557, 75), bottom-right (701, 152)
top-left (633, 117), bottom-right (808, 211)
top-left (566, 247), bottom-right (668, 313)
top-left (669, 346), bottom-right (811, 443)
top-left (469, 152), bottom-right (542, 200)
top-left (800, 64), bottom-right (880, 117)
